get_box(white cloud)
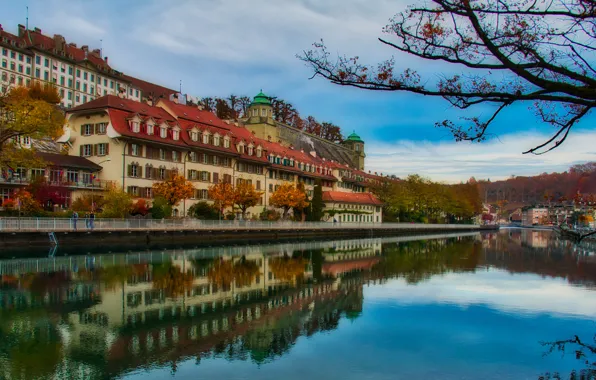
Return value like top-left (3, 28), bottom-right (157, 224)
top-left (366, 269), bottom-right (596, 318)
top-left (365, 130), bottom-right (596, 183)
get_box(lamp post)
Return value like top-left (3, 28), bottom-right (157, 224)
top-left (91, 157), bottom-right (111, 212)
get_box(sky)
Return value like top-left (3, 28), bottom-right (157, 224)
top-left (2, 0), bottom-right (595, 183)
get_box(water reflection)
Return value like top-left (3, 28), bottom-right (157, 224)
top-left (0, 230), bottom-right (595, 379)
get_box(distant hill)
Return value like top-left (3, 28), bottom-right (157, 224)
top-left (476, 163), bottom-right (596, 208)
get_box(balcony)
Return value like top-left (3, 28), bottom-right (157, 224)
top-left (0, 176), bottom-right (114, 190)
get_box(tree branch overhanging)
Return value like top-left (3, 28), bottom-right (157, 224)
top-left (298, 0), bottom-right (596, 154)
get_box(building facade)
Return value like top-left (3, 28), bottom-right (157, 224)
top-left (0, 24), bottom-right (176, 109)
top-left (58, 92), bottom-right (385, 221)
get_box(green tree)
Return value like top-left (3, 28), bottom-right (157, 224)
top-left (101, 186), bottom-right (133, 218)
top-left (309, 179), bottom-right (324, 221)
top-left (189, 201), bottom-right (220, 220)
top-left (150, 196), bottom-right (172, 219)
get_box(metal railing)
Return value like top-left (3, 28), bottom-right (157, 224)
top-left (0, 217), bottom-right (481, 232)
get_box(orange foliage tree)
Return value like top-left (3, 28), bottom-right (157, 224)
top-left (269, 256), bottom-right (307, 282)
top-left (152, 263), bottom-right (194, 298)
top-left (208, 182), bottom-right (235, 216)
top-left (152, 173), bottom-right (194, 207)
top-left (234, 181), bottom-right (263, 219)
top-left (269, 183), bottom-right (309, 219)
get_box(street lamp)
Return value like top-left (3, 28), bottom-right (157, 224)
top-left (91, 157), bottom-right (111, 211)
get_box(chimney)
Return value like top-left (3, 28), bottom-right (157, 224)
top-left (173, 94), bottom-right (179, 104)
top-left (91, 48), bottom-right (100, 56)
top-left (267, 135), bottom-right (272, 142)
top-left (81, 45), bottom-right (88, 51)
top-left (17, 24), bottom-right (25, 37)
top-left (53, 34), bottom-right (66, 51)
top-left (146, 96), bottom-right (154, 106)
top-left (68, 42), bottom-right (77, 48)
top-left (34, 27), bottom-right (41, 34)
top-left (104, 56), bottom-right (108, 64)
top-left (310, 151), bottom-right (316, 158)
top-left (0, 24), bottom-right (3, 31)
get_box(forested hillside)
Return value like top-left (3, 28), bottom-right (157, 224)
top-left (477, 163), bottom-right (596, 206)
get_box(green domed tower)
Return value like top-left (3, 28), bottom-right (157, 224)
top-left (244, 90), bottom-right (277, 140)
top-left (343, 131), bottom-right (366, 170)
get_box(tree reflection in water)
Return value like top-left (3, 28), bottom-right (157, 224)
top-left (1, 231), bottom-right (596, 379)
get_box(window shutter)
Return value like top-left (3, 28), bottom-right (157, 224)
top-left (146, 146), bottom-right (152, 158)
top-left (93, 144), bottom-right (98, 156)
top-left (127, 164), bottom-right (132, 177)
top-left (208, 172), bottom-right (211, 182)
top-left (187, 169), bottom-right (192, 179)
top-left (105, 143), bottom-right (110, 155)
top-left (127, 186), bottom-right (132, 194)
top-left (139, 145), bottom-right (144, 157)
top-left (128, 144), bottom-right (132, 156)
top-left (94, 123), bottom-right (99, 134)
top-left (138, 166), bottom-right (143, 178)
top-left (89, 124), bottom-right (94, 135)
top-left (79, 145), bottom-right (83, 157)
top-left (213, 173), bottom-right (219, 184)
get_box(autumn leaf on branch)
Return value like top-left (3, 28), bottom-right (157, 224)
top-left (152, 173), bottom-right (194, 206)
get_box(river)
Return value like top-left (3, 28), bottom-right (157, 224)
top-left (0, 229), bottom-right (595, 379)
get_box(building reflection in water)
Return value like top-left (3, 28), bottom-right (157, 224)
top-left (0, 230), bottom-right (595, 379)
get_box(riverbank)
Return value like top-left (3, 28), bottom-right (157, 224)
top-left (0, 224), bottom-right (497, 250)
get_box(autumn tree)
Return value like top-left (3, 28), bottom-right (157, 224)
top-left (272, 99), bottom-right (300, 125)
top-left (101, 185), bottom-right (133, 218)
top-left (152, 173), bottom-right (194, 207)
top-left (208, 182), bottom-right (235, 217)
top-left (270, 183), bottom-right (309, 219)
top-left (233, 181), bottom-right (263, 219)
top-left (198, 97), bottom-right (216, 112)
top-left (0, 82), bottom-right (64, 169)
top-left (300, 0), bottom-right (596, 154)
top-left (309, 180), bottom-right (324, 221)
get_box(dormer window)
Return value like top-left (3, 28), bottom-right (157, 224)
top-left (147, 123), bottom-right (154, 135)
top-left (238, 143), bottom-right (245, 154)
top-left (131, 121), bottom-right (140, 133)
top-left (172, 130), bottom-right (180, 141)
top-left (256, 147), bottom-right (262, 158)
top-left (213, 135), bottom-right (220, 146)
top-left (160, 127), bottom-right (167, 138)
top-left (248, 146), bottom-right (254, 156)
top-left (261, 109), bottom-right (266, 117)
top-left (290, 159), bottom-right (294, 167)
top-left (252, 109), bottom-right (258, 117)
top-left (190, 131), bottom-right (198, 141)
top-left (202, 133), bottom-right (209, 144)
top-left (224, 137), bottom-right (230, 148)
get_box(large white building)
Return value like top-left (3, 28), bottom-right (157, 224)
top-left (0, 24), bottom-right (176, 109)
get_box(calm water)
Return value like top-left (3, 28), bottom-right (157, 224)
top-left (1, 230), bottom-right (595, 380)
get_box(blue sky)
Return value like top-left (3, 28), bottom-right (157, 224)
top-left (2, 0), bottom-right (595, 182)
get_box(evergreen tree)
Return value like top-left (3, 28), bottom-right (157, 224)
top-left (310, 180), bottom-right (324, 221)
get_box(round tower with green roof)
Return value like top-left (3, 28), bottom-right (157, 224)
top-left (342, 130), bottom-right (366, 170)
top-left (245, 90), bottom-right (277, 141)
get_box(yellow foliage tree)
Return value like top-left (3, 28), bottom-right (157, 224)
top-left (234, 181), bottom-right (263, 219)
top-left (0, 82), bottom-right (64, 169)
top-left (208, 182), bottom-right (235, 216)
top-left (152, 173), bottom-right (194, 207)
top-left (269, 183), bottom-right (308, 219)
top-left (13, 189), bottom-right (42, 215)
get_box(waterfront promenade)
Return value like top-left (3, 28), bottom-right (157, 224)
top-left (0, 217), bottom-right (484, 233)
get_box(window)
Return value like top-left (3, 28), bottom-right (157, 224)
top-left (159, 149), bottom-right (166, 160)
top-left (97, 143), bottom-right (108, 156)
top-left (82, 172), bottom-right (92, 185)
top-left (17, 64), bottom-right (23, 73)
top-left (95, 123), bottom-right (107, 134)
top-left (44, 58), bottom-right (49, 68)
top-left (90, 74), bottom-right (95, 82)
top-left (213, 156), bottom-right (219, 166)
top-left (60, 76), bottom-right (65, 86)
top-left (67, 169), bottom-right (79, 183)
top-left (127, 186), bottom-right (139, 196)
top-left (238, 144), bottom-right (245, 154)
top-left (159, 168), bottom-right (167, 180)
top-left (35, 56), bottom-right (41, 65)
top-left (103, 78), bottom-right (107, 87)
top-left (189, 152), bottom-right (197, 162)
top-left (190, 131), bottom-right (198, 141)
top-left (131, 144), bottom-right (140, 156)
top-left (160, 127), bottom-right (167, 138)
top-left (145, 165), bottom-right (153, 179)
top-left (1, 59), bottom-right (5, 69)
top-left (35, 68), bottom-right (40, 78)
top-left (261, 109), bottom-right (267, 117)
top-left (68, 92), bottom-right (72, 100)
top-left (130, 121), bottom-right (140, 133)
top-left (83, 83), bottom-right (87, 93)
top-left (188, 169), bottom-right (198, 180)
top-left (213, 135), bottom-right (220, 146)
top-left (81, 144), bottom-right (93, 157)
top-left (26, 67), bottom-right (30, 75)
top-left (76, 80), bottom-right (80, 90)
top-left (256, 148), bottom-right (262, 158)
top-left (248, 146), bottom-right (253, 156)
top-left (172, 151), bottom-right (179, 162)
top-left (1, 49), bottom-right (5, 56)
top-left (61, 63), bottom-right (66, 73)
top-left (224, 137), bottom-right (230, 148)
top-left (146, 123), bottom-right (154, 135)
top-left (43, 71), bottom-right (49, 81)
top-left (10, 62), bottom-right (15, 71)
top-left (68, 66), bottom-right (73, 75)
top-left (252, 109), bottom-right (258, 117)
top-left (202, 133), bottom-right (209, 144)
top-left (172, 130), bottom-right (179, 140)
top-left (76, 69), bottom-right (81, 78)
top-left (256, 181), bottom-right (261, 190)
top-left (83, 72), bottom-right (88, 80)
top-left (82, 124), bottom-right (93, 136)
top-left (200, 171), bottom-right (210, 182)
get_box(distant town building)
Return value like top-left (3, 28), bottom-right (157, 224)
top-left (521, 208), bottom-right (548, 226)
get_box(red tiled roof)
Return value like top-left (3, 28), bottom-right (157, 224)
top-left (122, 74), bottom-right (177, 99)
top-left (158, 99), bottom-right (232, 131)
top-left (322, 191), bottom-right (383, 205)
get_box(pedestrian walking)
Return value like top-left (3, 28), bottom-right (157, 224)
top-left (90, 211), bottom-right (95, 230)
top-left (72, 211), bottom-right (79, 231)
top-left (85, 212), bottom-right (90, 229)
